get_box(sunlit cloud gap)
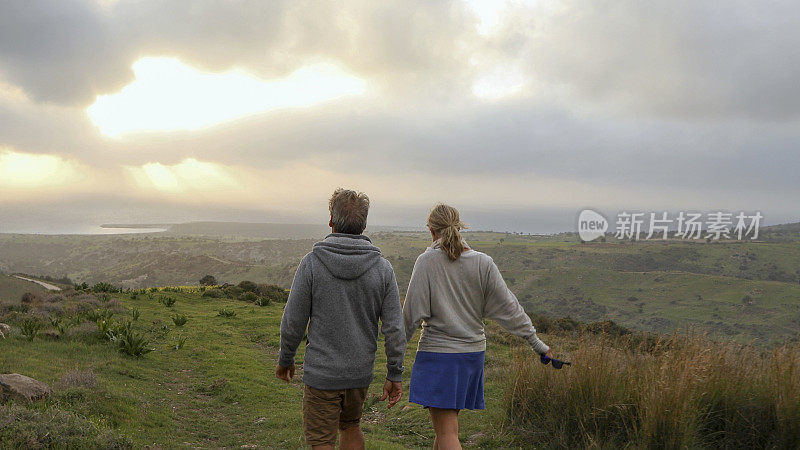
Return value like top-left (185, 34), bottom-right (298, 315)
top-left (126, 158), bottom-right (241, 194)
top-left (0, 149), bottom-right (84, 189)
top-left (87, 57), bottom-right (368, 137)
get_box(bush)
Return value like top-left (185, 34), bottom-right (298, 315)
top-left (257, 284), bottom-right (289, 302)
top-left (171, 314), bottom-right (188, 327)
top-left (20, 317), bottom-right (43, 341)
top-left (45, 294), bottom-right (65, 303)
top-left (199, 274), bottom-right (217, 286)
top-left (221, 285), bottom-right (243, 298)
top-left (130, 307), bottom-right (141, 321)
top-left (201, 289), bottom-right (224, 299)
top-left (91, 282), bottom-right (118, 293)
top-left (238, 280), bottom-right (258, 292)
top-left (20, 292), bottom-right (38, 303)
top-left (217, 308), bottom-right (236, 318)
top-left (0, 404), bottom-right (132, 448)
top-left (159, 296), bottom-right (176, 307)
top-left (255, 297), bottom-right (271, 307)
top-left (239, 292), bottom-right (258, 303)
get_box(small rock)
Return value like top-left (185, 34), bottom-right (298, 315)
top-left (0, 323), bottom-right (10, 339)
top-left (402, 404), bottom-right (415, 411)
top-left (0, 373), bottom-right (53, 402)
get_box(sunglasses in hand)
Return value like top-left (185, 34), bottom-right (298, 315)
top-left (541, 353), bottom-right (571, 369)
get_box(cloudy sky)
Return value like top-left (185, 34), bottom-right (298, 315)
top-left (1, 0), bottom-right (798, 233)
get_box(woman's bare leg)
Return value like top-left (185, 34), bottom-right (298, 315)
top-left (429, 408), bottom-right (461, 450)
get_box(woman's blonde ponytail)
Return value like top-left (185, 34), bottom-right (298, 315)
top-left (427, 204), bottom-right (467, 261)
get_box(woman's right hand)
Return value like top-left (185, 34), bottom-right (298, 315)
top-left (544, 349), bottom-right (554, 359)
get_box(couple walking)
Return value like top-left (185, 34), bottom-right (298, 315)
top-left (276, 189), bottom-right (553, 449)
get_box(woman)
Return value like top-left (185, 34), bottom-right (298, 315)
top-left (403, 204), bottom-right (553, 449)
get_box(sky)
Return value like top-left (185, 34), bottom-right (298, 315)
top-left (1, 0), bottom-right (799, 234)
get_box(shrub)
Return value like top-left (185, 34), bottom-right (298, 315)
top-left (130, 307), bottom-right (141, 321)
top-left (201, 289), bottom-right (224, 299)
top-left (91, 282), bottom-right (118, 293)
top-left (20, 317), bottom-right (43, 341)
top-left (20, 292), bottom-right (38, 303)
top-left (257, 284), bottom-right (289, 303)
top-left (159, 296), bottom-right (176, 307)
top-left (255, 297), bottom-right (271, 307)
top-left (217, 308), bottom-right (236, 318)
top-left (45, 294), bottom-right (65, 303)
top-left (199, 274), bottom-right (217, 286)
top-left (38, 302), bottom-right (64, 316)
top-left (117, 329), bottom-right (153, 357)
top-left (0, 404), bottom-right (132, 448)
top-left (238, 280), bottom-right (258, 292)
top-left (221, 285), bottom-right (243, 298)
top-left (239, 292), bottom-right (258, 303)
top-left (171, 314), bottom-right (188, 327)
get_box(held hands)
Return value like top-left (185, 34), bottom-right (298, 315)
top-left (275, 364), bottom-right (295, 383)
top-left (380, 379), bottom-right (402, 408)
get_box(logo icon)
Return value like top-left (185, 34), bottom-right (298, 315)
top-left (577, 209), bottom-right (608, 242)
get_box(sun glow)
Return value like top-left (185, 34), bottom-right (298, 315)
top-left (0, 149), bottom-right (84, 189)
top-left (87, 57), bottom-right (367, 137)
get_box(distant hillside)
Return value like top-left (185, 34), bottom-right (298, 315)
top-left (0, 273), bottom-right (48, 302)
top-left (102, 221), bottom-right (424, 239)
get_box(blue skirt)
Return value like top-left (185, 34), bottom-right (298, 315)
top-left (409, 351), bottom-right (485, 410)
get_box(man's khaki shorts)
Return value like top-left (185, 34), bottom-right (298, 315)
top-left (303, 384), bottom-right (369, 446)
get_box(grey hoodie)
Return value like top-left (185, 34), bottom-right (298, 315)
top-left (279, 233), bottom-right (406, 389)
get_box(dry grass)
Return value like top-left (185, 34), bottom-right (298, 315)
top-left (504, 332), bottom-right (800, 448)
top-left (56, 369), bottom-right (99, 390)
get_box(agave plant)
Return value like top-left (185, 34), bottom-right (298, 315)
top-left (55, 320), bottom-right (73, 338)
top-left (217, 308), bottom-right (236, 318)
top-left (117, 329), bottom-right (153, 357)
top-left (159, 296), bottom-right (176, 308)
top-left (171, 314), bottom-right (188, 327)
top-left (131, 307), bottom-right (141, 321)
top-left (20, 317), bottom-right (43, 341)
top-left (174, 334), bottom-right (187, 350)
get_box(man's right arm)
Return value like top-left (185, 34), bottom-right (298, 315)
top-left (278, 254), bottom-right (313, 368)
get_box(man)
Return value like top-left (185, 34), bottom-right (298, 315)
top-left (276, 188), bottom-right (406, 450)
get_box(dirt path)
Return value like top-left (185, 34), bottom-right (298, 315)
top-left (13, 275), bottom-right (62, 291)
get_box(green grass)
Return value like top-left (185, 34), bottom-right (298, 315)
top-left (0, 290), bottom-right (523, 448)
top-left (1, 230), bottom-right (799, 343)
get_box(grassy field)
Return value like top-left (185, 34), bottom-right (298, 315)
top-left (0, 286), bottom-right (534, 448)
top-left (1, 226), bottom-right (799, 343)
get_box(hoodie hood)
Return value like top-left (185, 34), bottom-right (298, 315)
top-left (312, 233), bottom-right (383, 280)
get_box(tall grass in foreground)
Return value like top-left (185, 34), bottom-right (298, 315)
top-left (504, 333), bottom-right (800, 448)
